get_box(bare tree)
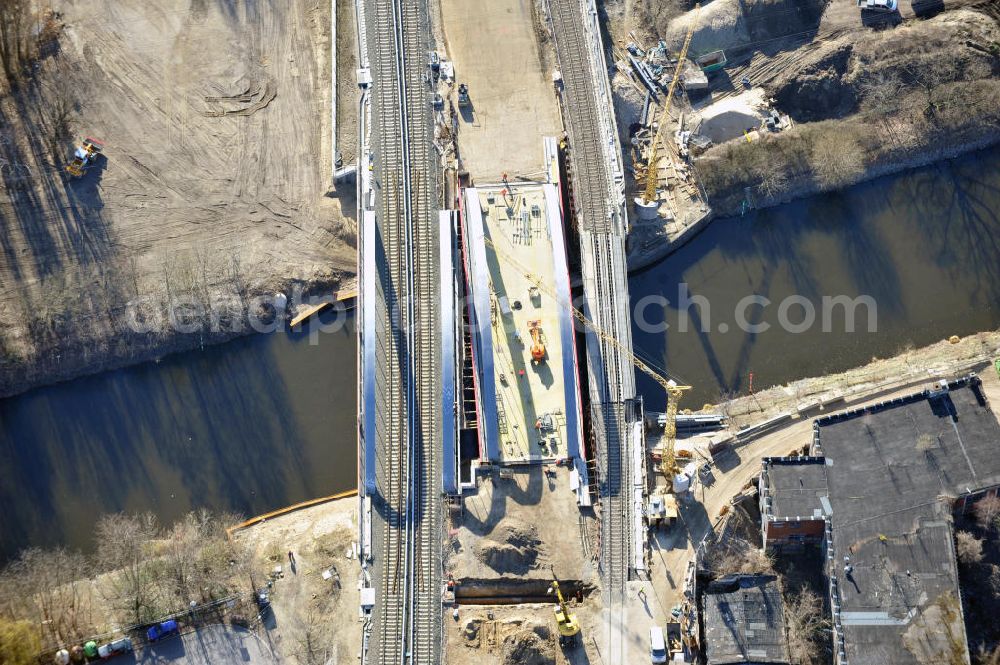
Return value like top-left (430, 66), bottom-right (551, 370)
top-left (1, 548), bottom-right (95, 648)
top-left (757, 167), bottom-right (788, 200)
top-left (38, 61), bottom-right (76, 165)
top-left (859, 71), bottom-right (906, 146)
top-left (228, 249), bottom-right (251, 314)
top-left (904, 57), bottom-right (960, 120)
top-left (810, 129), bottom-right (865, 188)
top-left (977, 644), bottom-right (1000, 665)
top-left (707, 536), bottom-right (775, 576)
top-left (163, 514), bottom-right (205, 604)
top-left (95, 512), bottom-right (161, 625)
top-left (0, 0), bottom-right (32, 89)
top-left (784, 588), bottom-right (829, 665)
top-left (296, 608), bottom-right (331, 665)
top-left (973, 495), bottom-right (1000, 532)
top-left (956, 530), bottom-right (984, 565)
top-left (0, 617), bottom-right (41, 665)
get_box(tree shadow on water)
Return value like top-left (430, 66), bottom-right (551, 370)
top-left (0, 332), bottom-right (321, 560)
top-left (918, 156), bottom-right (1000, 304)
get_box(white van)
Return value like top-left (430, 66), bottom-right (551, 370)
top-left (650, 626), bottom-right (667, 664)
top-left (857, 0), bottom-right (898, 11)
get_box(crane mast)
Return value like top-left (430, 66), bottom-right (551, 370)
top-left (643, 3), bottom-right (701, 204)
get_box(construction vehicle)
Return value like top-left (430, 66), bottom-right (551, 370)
top-left (457, 83), bottom-right (470, 107)
top-left (549, 570), bottom-right (580, 647)
top-left (648, 490), bottom-right (679, 528)
top-left (65, 137), bottom-right (104, 177)
top-left (641, 4), bottom-right (700, 205)
top-left (528, 319), bottom-right (546, 363)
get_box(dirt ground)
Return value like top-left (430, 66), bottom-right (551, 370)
top-left (446, 466), bottom-right (597, 583)
top-left (335, 0), bottom-right (360, 169)
top-left (439, 0), bottom-right (562, 181)
top-left (235, 496), bottom-right (361, 665)
top-left (0, 0), bottom-right (357, 397)
top-left (445, 596), bottom-right (605, 665)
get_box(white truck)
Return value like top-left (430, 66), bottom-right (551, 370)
top-left (857, 0), bottom-right (897, 11)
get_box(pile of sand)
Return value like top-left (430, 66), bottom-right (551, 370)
top-left (474, 521), bottom-right (544, 575)
top-left (664, 0), bottom-right (747, 55)
top-left (695, 88), bottom-right (768, 143)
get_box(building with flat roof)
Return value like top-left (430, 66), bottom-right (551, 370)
top-left (758, 375), bottom-right (1000, 665)
top-left (759, 456), bottom-right (829, 550)
top-left (701, 575), bottom-right (789, 665)
top-left (459, 137), bottom-right (589, 503)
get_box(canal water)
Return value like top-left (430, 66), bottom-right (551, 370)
top-left (0, 315), bottom-right (357, 560)
top-left (2, 146), bottom-right (999, 559)
top-left (629, 146), bottom-right (1000, 408)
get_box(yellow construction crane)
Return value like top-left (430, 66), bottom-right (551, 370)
top-left (642, 4), bottom-right (701, 204)
top-left (660, 381), bottom-right (692, 478)
top-left (481, 235), bottom-right (691, 476)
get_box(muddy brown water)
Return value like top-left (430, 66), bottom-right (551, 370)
top-left (2, 146), bottom-right (1000, 559)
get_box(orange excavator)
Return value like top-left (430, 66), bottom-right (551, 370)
top-left (528, 320), bottom-right (546, 364)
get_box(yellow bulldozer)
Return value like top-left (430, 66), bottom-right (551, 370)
top-left (65, 137), bottom-right (104, 177)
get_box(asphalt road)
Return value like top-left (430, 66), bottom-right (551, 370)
top-left (110, 624), bottom-right (279, 664)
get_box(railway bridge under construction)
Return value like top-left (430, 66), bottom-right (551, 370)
top-left (354, 0), bottom-right (642, 662)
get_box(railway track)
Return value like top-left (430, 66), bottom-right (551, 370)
top-left (364, 0), bottom-right (442, 661)
top-left (547, 1), bottom-right (639, 663)
top-left (548, 0), bottom-right (617, 235)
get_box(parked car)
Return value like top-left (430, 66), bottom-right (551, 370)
top-left (146, 619), bottom-right (179, 642)
top-left (98, 637), bottom-right (133, 659)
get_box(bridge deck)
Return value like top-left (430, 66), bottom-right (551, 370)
top-left (463, 182), bottom-right (585, 466)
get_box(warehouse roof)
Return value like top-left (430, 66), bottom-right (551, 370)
top-left (702, 575), bottom-right (789, 665)
top-left (813, 376), bottom-right (1000, 665)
